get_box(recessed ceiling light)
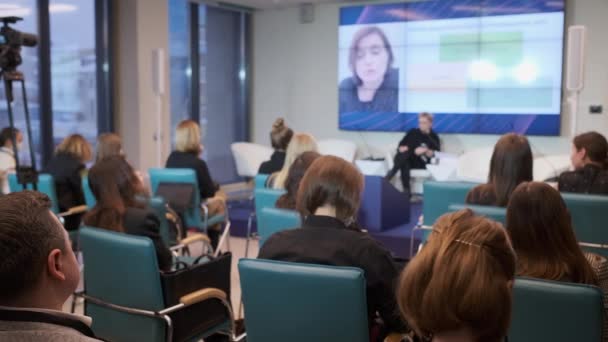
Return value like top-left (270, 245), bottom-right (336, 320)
top-left (49, 3), bottom-right (77, 13)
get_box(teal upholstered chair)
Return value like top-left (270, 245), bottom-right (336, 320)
top-left (9, 173), bottom-right (60, 213)
top-left (410, 181), bottom-right (479, 256)
top-left (77, 227), bottom-right (237, 342)
top-left (148, 168), bottom-right (229, 235)
top-left (82, 176), bottom-right (96, 208)
top-left (254, 174), bottom-right (269, 189)
top-left (561, 192), bottom-right (608, 257)
top-left (257, 207), bottom-right (301, 247)
top-left (448, 203), bottom-right (506, 224)
top-left (239, 259), bottom-right (369, 342)
top-left (509, 277), bottom-right (604, 342)
top-left (244, 187), bottom-right (286, 257)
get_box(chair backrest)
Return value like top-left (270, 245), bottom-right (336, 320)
top-left (79, 227), bottom-right (166, 342)
top-left (230, 142), bottom-right (274, 178)
top-left (254, 174), bottom-right (269, 189)
top-left (82, 176), bottom-right (96, 208)
top-left (257, 207), bottom-right (300, 246)
top-left (448, 203), bottom-right (506, 224)
top-left (239, 258), bottom-right (369, 342)
top-left (423, 181), bottom-right (478, 226)
top-left (254, 187), bottom-right (285, 218)
top-left (148, 168), bottom-right (201, 230)
top-left (9, 173), bottom-right (60, 213)
top-left (509, 277), bottom-right (603, 342)
top-left (562, 193), bottom-right (608, 256)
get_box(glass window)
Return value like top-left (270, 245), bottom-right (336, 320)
top-left (0, 1), bottom-right (41, 167)
top-left (168, 0), bottom-right (191, 137)
top-left (49, 0), bottom-right (97, 147)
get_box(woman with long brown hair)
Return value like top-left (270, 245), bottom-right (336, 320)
top-left (507, 182), bottom-right (607, 338)
top-left (275, 151), bottom-right (321, 210)
top-left (84, 156), bottom-right (172, 271)
top-left (559, 131), bottom-right (608, 194)
top-left (466, 133), bottom-right (533, 206)
top-left (398, 209), bottom-right (516, 342)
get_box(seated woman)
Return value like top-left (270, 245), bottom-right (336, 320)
top-left (385, 112), bottom-right (440, 193)
top-left (165, 120), bottom-right (225, 249)
top-left (259, 155), bottom-right (406, 338)
top-left (275, 151), bottom-right (321, 210)
top-left (559, 131), bottom-right (608, 194)
top-left (45, 134), bottom-right (92, 231)
top-left (507, 181), bottom-right (607, 339)
top-left (258, 118), bottom-right (293, 175)
top-left (466, 133), bottom-right (532, 206)
top-left (95, 132), bottom-right (124, 163)
top-left (84, 156), bottom-right (172, 271)
top-left (398, 209), bottom-right (516, 342)
top-left (267, 132), bottom-right (318, 189)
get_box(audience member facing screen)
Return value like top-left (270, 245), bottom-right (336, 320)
top-left (258, 118), bottom-right (294, 175)
top-left (166, 119), bottom-right (226, 249)
top-left (275, 151), bottom-right (321, 210)
top-left (398, 209), bottom-right (516, 342)
top-left (267, 132), bottom-right (318, 190)
top-left (95, 133), bottom-right (124, 163)
top-left (45, 134), bottom-right (93, 231)
top-left (84, 156), bottom-right (172, 271)
top-left (0, 191), bottom-right (101, 341)
top-left (558, 131), bottom-right (608, 195)
top-left (0, 127), bottom-right (22, 195)
top-left (259, 155), bottom-right (406, 337)
top-left (466, 133), bottom-right (532, 207)
top-left (339, 26), bottom-right (398, 113)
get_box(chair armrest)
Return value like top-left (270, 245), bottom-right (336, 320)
top-left (58, 205), bottom-right (88, 217)
top-left (180, 233), bottom-right (210, 245)
top-left (180, 288), bottom-right (227, 307)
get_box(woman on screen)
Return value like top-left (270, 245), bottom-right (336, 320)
top-left (339, 26), bottom-right (398, 113)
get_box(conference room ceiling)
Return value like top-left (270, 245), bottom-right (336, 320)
top-left (222, 0), bottom-right (343, 9)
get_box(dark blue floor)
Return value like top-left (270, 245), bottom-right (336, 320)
top-left (227, 199), bottom-right (423, 260)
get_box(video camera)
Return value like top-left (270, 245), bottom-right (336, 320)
top-left (0, 16), bottom-right (38, 72)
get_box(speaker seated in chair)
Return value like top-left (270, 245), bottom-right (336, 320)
top-left (397, 210), bottom-right (515, 342)
top-left (258, 156), bottom-right (406, 339)
top-left (385, 113), bottom-right (440, 195)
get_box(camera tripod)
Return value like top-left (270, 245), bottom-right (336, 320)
top-left (1, 68), bottom-right (39, 191)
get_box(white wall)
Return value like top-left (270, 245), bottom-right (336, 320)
top-left (251, 0), bottom-right (608, 158)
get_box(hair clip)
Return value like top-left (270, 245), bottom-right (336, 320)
top-left (454, 239), bottom-right (482, 248)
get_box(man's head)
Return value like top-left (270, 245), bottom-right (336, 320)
top-left (0, 127), bottom-right (22, 150)
top-left (0, 191), bottom-right (80, 309)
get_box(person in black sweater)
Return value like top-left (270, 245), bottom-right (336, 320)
top-left (386, 113), bottom-right (440, 193)
top-left (258, 118), bottom-right (293, 175)
top-left (45, 134), bottom-right (92, 231)
top-left (559, 131), bottom-right (608, 195)
top-left (339, 26), bottom-right (398, 114)
top-left (84, 156), bottom-right (172, 271)
top-left (166, 120), bottom-right (225, 249)
top-left (259, 156), bottom-right (407, 339)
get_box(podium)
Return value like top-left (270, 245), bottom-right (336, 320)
top-left (358, 176), bottom-right (410, 232)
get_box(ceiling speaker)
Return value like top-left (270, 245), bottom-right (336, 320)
top-left (566, 25), bottom-right (587, 92)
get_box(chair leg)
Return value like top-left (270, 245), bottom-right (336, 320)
top-left (244, 213), bottom-right (254, 258)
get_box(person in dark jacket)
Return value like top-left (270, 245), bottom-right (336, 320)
top-left (466, 134), bottom-right (533, 207)
top-left (258, 118), bottom-right (293, 175)
top-left (45, 134), bottom-right (92, 231)
top-left (166, 119), bottom-right (226, 249)
top-left (559, 131), bottom-right (608, 195)
top-left (385, 113), bottom-right (440, 193)
top-left (259, 155), bottom-right (407, 339)
top-left (339, 26), bottom-right (398, 114)
top-left (84, 156), bottom-right (172, 271)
